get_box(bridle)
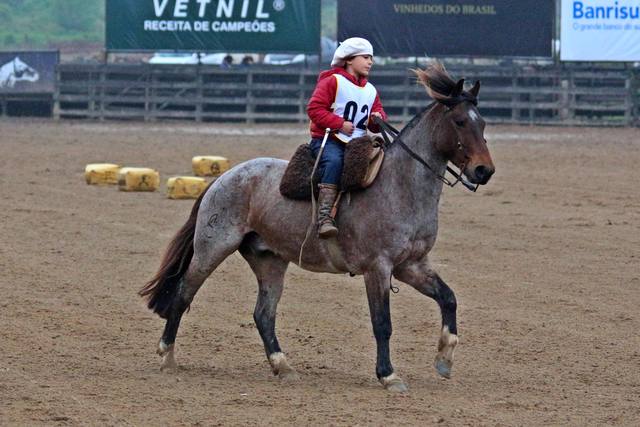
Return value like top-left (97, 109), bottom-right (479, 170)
top-left (373, 116), bottom-right (479, 192)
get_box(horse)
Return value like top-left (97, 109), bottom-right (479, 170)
top-left (0, 57), bottom-right (40, 88)
top-left (139, 61), bottom-right (495, 392)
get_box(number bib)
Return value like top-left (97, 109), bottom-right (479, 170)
top-left (332, 74), bottom-right (377, 143)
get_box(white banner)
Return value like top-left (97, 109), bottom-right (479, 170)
top-left (561, 0), bottom-right (640, 61)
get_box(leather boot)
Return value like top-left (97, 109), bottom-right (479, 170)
top-left (317, 184), bottom-right (339, 239)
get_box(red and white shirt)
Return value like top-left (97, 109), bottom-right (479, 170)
top-left (307, 67), bottom-right (386, 142)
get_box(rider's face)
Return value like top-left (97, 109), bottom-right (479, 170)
top-left (346, 55), bottom-right (373, 79)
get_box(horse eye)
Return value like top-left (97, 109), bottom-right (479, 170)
top-left (454, 120), bottom-right (465, 127)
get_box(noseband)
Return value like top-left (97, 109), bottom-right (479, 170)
top-left (374, 117), bottom-right (478, 192)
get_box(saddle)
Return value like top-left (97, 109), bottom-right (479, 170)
top-left (279, 135), bottom-right (385, 200)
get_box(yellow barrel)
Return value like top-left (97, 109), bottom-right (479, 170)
top-left (192, 156), bottom-right (230, 177)
top-left (117, 167), bottom-right (160, 192)
top-left (85, 163), bottom-right (120, 185)
top-left (166, 176), bottom-right (208, 199)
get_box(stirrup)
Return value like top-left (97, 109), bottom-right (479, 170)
top-left (318, 220), bottom-right (338, 239)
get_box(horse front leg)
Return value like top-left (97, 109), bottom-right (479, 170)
top-left (393, 261), bottom-right (459, 379)
top-left (364, 264), bottom-right (408, 393)
top-left (239, 242), bottom-right (297, 381)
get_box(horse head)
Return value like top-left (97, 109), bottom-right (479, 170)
top-left (13, 57), bottom-right (39, 82)
top-left (416, 62), bottom-right (495, 185)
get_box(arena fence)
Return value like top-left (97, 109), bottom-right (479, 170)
top-left (0, 93), bottom-right (53, 118)
top-left (19, 63), bottom-right (640, 126)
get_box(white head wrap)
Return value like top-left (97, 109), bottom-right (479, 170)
top-left (331, 37), bottom-right (374, 67)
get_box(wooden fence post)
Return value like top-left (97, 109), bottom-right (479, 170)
top-left (403, 72), bottom-right (411, 123)
top-left (631, 69), bottom-right (640, 127)
top-left (53, 67), bottom-right (61, 120)
top-left (298, 72), bottom-right (306, 123)
top-left (195, 67), bottom-right (203, 122)
top-left (624, 74), bottom-right (632, 126)
top-left (88, 70), bottom-right (96, 116)
top-left (98, 66), bottom-right (106, 121)
top-left (560, 79), bottom-right (570, 122)
top-left (511, 68), bottom-right (519, 123)
top-left (246, 71), bottom-right (254, 124)
top-left (144, 67), bottom-right (151, 122)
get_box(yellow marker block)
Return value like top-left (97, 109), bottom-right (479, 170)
top-left (192, 156), bottom-right (230, 177)
top-left (167, 176), bottom-right (208, 199)
top-left (85, 163), bottom-right (120, 185)
top-left (117, 167), bottom-right (160, 192)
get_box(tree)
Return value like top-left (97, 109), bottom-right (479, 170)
top-left (0, 4), bottom-right (12, 22)
top-left (52, 0), bottom-right (99, 33)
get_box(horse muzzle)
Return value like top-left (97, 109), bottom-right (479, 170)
top-left (465, 163), bottom-right (495, 185)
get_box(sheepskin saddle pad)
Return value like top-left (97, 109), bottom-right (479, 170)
top-left (279, 135), bottom-right (385, 200)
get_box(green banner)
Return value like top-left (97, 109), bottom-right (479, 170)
top-left (106, 0), bottom-right (320, 53)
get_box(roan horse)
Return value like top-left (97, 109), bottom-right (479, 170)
top-left (0, 57), bottom-right (39, 88)
top-left (140, 61), bottom-right (495, 392)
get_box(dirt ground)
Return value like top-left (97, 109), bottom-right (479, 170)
top-left (0, 118), bottom-right (638, 426)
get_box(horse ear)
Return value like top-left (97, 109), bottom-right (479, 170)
top-left (452, 79), bottom-right (465, 97)
top-left (469, 80), bottom-right (481, 97)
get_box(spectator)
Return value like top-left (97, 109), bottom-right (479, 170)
top-left (240, 55), bottom-right (254, 68)
top-left (220, 55), bottom-right (234, 69)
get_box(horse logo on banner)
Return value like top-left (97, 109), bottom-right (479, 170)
top-left (0, 57), bottom-right (40, 89)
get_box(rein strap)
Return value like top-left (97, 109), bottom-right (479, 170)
top-left (373, 117), bottom-right (478, 192)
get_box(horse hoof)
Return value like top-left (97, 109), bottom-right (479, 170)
top-left (160, 352), bottom-right (178, 372)
top-left (278, 369), bottom-right (300, 382)
top-left (157, 341), bottom-right (172, 356)
top-left (269, 352), bottom-right (299, 381)
top-left (158, 342), bottom-right (178, 372)
top-left (160, 361), bottom-right (178, 373)
top-left (386, 380), bottom-right (409, 393)
top-left (379, 374), bottom-right (409, 393)
top-left (434, 358), bottom-right (452, 379)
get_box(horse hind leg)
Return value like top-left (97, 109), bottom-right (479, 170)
top-left (239, 233), bottom-right (297, 381)
top-left (158, 230), bottom-right (245, 372)
top-left (156, 263), bottom-right (205, 372)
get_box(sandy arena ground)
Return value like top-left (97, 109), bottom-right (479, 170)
top-left (0, 118), bottom-right (639, 426)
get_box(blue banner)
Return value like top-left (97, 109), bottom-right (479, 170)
top-left (338, 0), bottom-right (554, 57)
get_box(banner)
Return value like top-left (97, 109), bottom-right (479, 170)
top-left (561, 0), bottom-right (640, 61)
top-left (0, 51), bottom-right (58, 94)
top-left (338, 0), bottom-right (553, 57)
top-left (106, 0), bottom-right (320, 53)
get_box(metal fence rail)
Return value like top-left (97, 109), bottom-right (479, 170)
top-left (51, 63), bottom-right (639, 126)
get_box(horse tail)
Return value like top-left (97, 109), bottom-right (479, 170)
top-left (138, 182), bottom-right (212, 318)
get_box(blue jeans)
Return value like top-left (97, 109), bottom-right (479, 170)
top-left (309, 137), bottom-right (345, 186)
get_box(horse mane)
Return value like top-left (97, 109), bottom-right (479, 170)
top-left (413, 61), bottom-right (477, 108)
top-left (396, 103), bottom-right (433, 139)
top-left (392, 61), bottom-right (466, 141)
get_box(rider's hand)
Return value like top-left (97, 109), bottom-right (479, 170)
top-left (341, 121), bottom-right (355, 136)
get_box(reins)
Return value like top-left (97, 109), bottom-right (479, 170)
top-left (373, 116), bottom-right (478, 192)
